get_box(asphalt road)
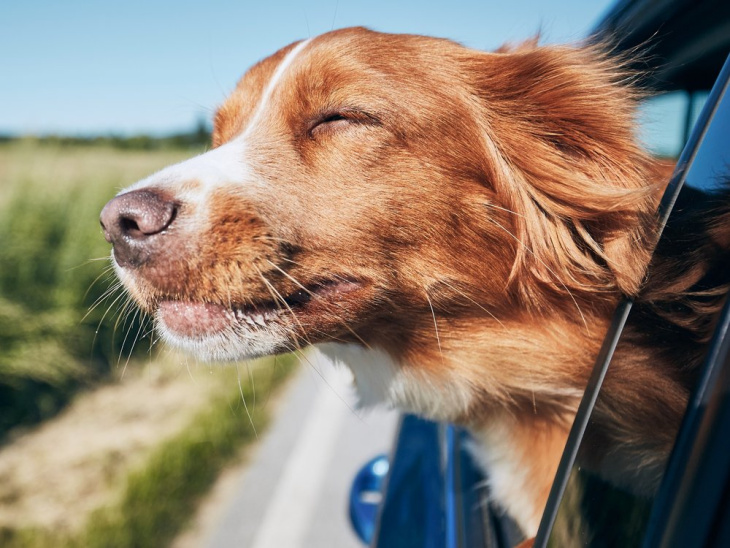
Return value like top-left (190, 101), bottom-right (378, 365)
top-left (202, 352), bottom-right (400, 548)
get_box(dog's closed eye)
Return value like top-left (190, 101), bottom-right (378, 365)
top-left (308, 109), bottom-right (380, 138)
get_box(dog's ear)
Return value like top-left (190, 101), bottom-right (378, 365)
top-left (467, 43), bottom-right (663, 305)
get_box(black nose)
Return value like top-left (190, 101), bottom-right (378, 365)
top-left (100, 189), bottom-right (177, 267)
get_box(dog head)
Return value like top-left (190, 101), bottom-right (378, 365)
top-left (101, 28), bottom-right (660, 404)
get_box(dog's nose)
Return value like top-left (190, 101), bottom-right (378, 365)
top-left (100, 189), bottom-right (177, 267)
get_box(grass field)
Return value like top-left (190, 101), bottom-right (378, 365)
top-left (0, 140), bottom-right (196, 436)
top-left (0, 140), bottom-right (296, 547)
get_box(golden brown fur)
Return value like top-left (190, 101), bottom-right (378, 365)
top-left (100, 28), bottom-right (729, 538)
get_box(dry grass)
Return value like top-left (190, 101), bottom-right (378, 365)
top-left (0, 351), bottom-right (296, 548)
top-left (0, 354), bottom-right (227, 533)
top-left (0, 140), bottom-right (194, 204)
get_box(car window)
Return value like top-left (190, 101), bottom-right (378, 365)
top-left (537, 57), bottom-right (730, 547)
top-left (639, 91), bottom-right (709, 158)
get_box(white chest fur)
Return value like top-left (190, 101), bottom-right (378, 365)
top-left (316, 342), bottom-right (475, 420)
top-left (315, 342), bottom-right (552, 537)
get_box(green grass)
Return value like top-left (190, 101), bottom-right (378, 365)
top-left (0, 140), bottom-right (299, 548)
top-left (0, 355), bottom-right (297, 548)
top-left (82, 356), bottom-right (295, 548)
top-left (0, 141), bottom-right (198, 437)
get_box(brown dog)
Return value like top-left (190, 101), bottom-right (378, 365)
top-left (100, 28), bottom-right (725, 536)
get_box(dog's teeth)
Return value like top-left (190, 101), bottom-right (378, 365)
top-left (232, 307), bottom-right (277, 327)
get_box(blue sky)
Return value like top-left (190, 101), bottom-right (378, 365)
top-left (0, 1), bottom-right (616, 135)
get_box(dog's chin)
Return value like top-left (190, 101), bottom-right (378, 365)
top-left (148, 276), bottom-right (366, 361)
top-left (155, 300), bottom-right (291, 361)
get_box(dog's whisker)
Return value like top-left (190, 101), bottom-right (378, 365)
top-left (264, 260), bottom-right (313, 295)
top-left (279, 257), bottom-right (305, 268)
top-left (246, 361), bottom-right (256, 410)
top-left (137, 314), bottom-right (156, 355)
top-left (259, 355), bottom-right (278, 411)
top-left (235, 362), bottom-right (258, 439)
top-left (299, 322), bottom-right (360, 347)
top-left (284, 345), bottom-right (362, 419)
top-left (118, 306), bottom-right (142, 376)
top-left (129, 310), bottom-right (151, 355)
top-left (254, 265), bottom-right (313, 347)
top-left (149, 331), bottom-right (163, 352)
top-left (483, 202), bottom-right (525, 218)
top-left (66, 256), bottom-right (115, 274)
top-left (92, 289), bottom-right (129, 349)
top-left (82, 279), bottom-right (123, 322)
top-left (84, 267), bottom-right (119, 297)
top-left (113, 296), bottom-right (136, 338)
top-left (332, 317), bottom-right (372, 350)
top-left (264, 259), bottom-right (371, 349)
top-left (424, 289), bottom-right (446, 368)
top-left (82, 265), bottom-right (117, 302)
top-left (438, 278), bottom-right (505, 327)
top-left (112, 297), bottom-right (140, 358)
top-left (184, 353), bottom-right (195, 382)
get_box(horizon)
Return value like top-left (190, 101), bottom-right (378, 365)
top-left (1, 1), bottom-right (614, 136)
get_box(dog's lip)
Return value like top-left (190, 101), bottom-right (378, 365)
top-left (157, 300), bottom-right (235, 338)
top-left (155, 278), bottom-right (362, 339)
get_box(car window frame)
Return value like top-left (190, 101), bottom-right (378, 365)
top-left (534, 55), bottom-right (730, 547)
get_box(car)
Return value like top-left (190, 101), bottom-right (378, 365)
top-left (349, 1), bottom-right (730, 546)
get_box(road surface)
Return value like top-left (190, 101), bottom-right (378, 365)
top-left (194, 352), bottom-right (400, 548)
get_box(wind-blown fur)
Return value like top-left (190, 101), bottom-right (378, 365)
top-left (100, 28), bottom-right (728, 538)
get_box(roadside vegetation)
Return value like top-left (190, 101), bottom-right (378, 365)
top-left (0, 353), bottom-right (295, 548)
top-left (0, 137), bottom-right (297, 547)
top-left (0, 139), bottom-right (194, 439)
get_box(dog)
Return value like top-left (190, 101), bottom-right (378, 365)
top-left (99, 28), bottom-right (728, 537)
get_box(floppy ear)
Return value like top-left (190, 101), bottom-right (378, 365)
top-left (467, 43), bottom-right (663, 305)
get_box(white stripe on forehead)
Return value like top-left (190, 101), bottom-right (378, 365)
top-left (241, 37), bottom-right (312, 139)
top-left (124, 37), bottom-right (312, 199)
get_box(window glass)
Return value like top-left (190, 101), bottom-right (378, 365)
top-left (639, 91), bottom-right (710, 158)
top-left (547, 74), bottom-right (729, 546)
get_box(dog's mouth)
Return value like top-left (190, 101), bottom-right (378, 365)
top-left (155, 278), bottom-right (362, 340)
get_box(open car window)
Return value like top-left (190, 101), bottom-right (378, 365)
top-left (536, 56), bottom-right (730, 547)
